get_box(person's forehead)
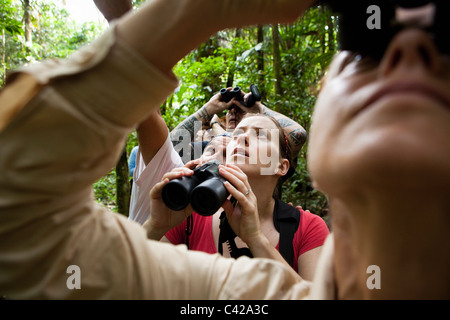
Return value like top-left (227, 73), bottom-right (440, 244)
top-left (227, 107), bottom-right (245, 114)
top-left (236, 116), bottom-right (277, 130)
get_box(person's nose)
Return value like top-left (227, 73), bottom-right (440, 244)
top-left (234, 131), bottom-right (249, 147)
top-left (379, 28), bottom-right (441, 77)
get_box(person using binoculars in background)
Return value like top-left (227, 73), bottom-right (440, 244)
top-left (144, 113), bottom-right (329, 281)
top-left (129, 92), bottom-right (329, 281)
top-left (170, 86), bottom-right (308, 164)
top-left (129, 86), bottom-right (308, 226)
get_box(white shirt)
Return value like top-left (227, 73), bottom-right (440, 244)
top-left (129, 133), bottom-right (184, 225)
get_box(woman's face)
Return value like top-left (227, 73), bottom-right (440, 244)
top-left (226, 115), bottom-right (287, 177)
top-left (199, 135), bottom-right (230, 164)
top-left (308, 28), bottom-right (450, 194)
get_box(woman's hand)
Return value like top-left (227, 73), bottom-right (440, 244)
top-left (204, 90), bottom-right (237, 115)
top-left (219, 164), bottom-right (264, 245)
top-left (143, 160), bottom-right (199, 240)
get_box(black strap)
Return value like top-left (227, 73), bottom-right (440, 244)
top-left (185, 215), bottom-right (194, 249)
top-left (218, 210), bottom-right (253, 259)
top-left (216, 199), bottom-right (300, 265)
top-left (273, 199), bottom-right (301, 267)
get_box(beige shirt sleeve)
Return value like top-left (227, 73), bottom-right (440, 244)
top-left (0, 24), bottom-right (312, 300)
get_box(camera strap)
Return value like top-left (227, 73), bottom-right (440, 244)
top-left (185, 215), bottom-right (194, 249)
top-left (218, 210), bottom-right (253, 259)
top-left (273, 199), bottom-right (301, 267)
top-left (217, 199), bottom-right (301, 266)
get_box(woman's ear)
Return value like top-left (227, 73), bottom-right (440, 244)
top-left (276, 158), bottom-right (290, 177)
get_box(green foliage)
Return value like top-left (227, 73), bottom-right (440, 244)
top-left (0, 0), bottom-right (104, 86)
top-left (93, 170), bottom-right (117, 211)
top-left (0, 0), bottom-right (23, 36)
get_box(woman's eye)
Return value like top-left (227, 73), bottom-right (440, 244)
top-left (257, 130), bottom-right (268, 138)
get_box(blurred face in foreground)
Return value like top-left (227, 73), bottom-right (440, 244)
top-left (307, 24), bottom-right (450, 299)
top-left (309, 27), bottom-right (450, 194)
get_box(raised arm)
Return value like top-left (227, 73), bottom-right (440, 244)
top-left (93, 0), bottom-right (133, 22)
top-left (136, 110), bottom-right (169, 165)
top-left (115, 0), bottom-right (316, 78)
top-left (169, 92), bottom-right (234, 147)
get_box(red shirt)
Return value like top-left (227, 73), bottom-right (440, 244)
top-left (165, 207), bottom-right (329, 272)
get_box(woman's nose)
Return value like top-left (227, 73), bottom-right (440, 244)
top-left (379, 28), bottom-right (441, 77)
top-left (234, 131), bottom-right (249, 147)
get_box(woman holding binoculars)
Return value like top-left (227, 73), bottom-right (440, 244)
top-left (144, 113), bottom-right (329, 281)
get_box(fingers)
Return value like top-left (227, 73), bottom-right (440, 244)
top-left (150, 167), bottom-right (194, 199)
top-left (162, 166), bottom-right (194, 181)
top-left (219, 164), bottom-right (249, 193)
top-left (221, 198), bottom-right (235, 216)
top-left (149, 178), bottom-right (168, 200)
top-left (184, 159), bottom-right (201, 170)
top-left (219, 164), bottom-right (253, 205)
top-left (223, 181), bottom-right (247, 205)
top-left (225, 98), bottom-right (238, 109)
top-left (231, 99), bottom-right (250, 113)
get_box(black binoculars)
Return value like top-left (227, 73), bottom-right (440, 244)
top-left (219, 84), bottom-right (261, 109)
top-left (323, 0), bottom-right (450, 60)
top-left (161, 160), bottom-right (229, 216)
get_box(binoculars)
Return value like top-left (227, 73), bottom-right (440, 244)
top-left (219, 84), bottom-right (261, 109)
top-left (323, 0), bottom-right (450, 60)
top-left (161, 160), bottom-right (229, 216)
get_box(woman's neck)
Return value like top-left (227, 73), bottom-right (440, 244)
top-left (330, 184), bottom-right (450, 299)
top-left (248, 176), bottom-right (277, 220)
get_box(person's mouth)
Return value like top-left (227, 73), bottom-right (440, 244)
top-left (358, 81), bottom-right (450, 114)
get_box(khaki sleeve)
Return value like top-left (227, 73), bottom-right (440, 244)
top-left (136, 237), bottom-right (311, 300)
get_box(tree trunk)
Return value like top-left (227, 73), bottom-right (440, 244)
top-left (327, 8), bottom-right (336, 54)
top-left (1, 29), bottom-right (6, 85)
top-left (115, 147), bottom-right (130, 217)
top-left (23, 0), bottom-right (32, 50)
top-left (226, 28), bottom-right (242, 88)
top-left (256, 25), bottom-right (265, 100)
top-left (271, 24), bottom-right (283, 96)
